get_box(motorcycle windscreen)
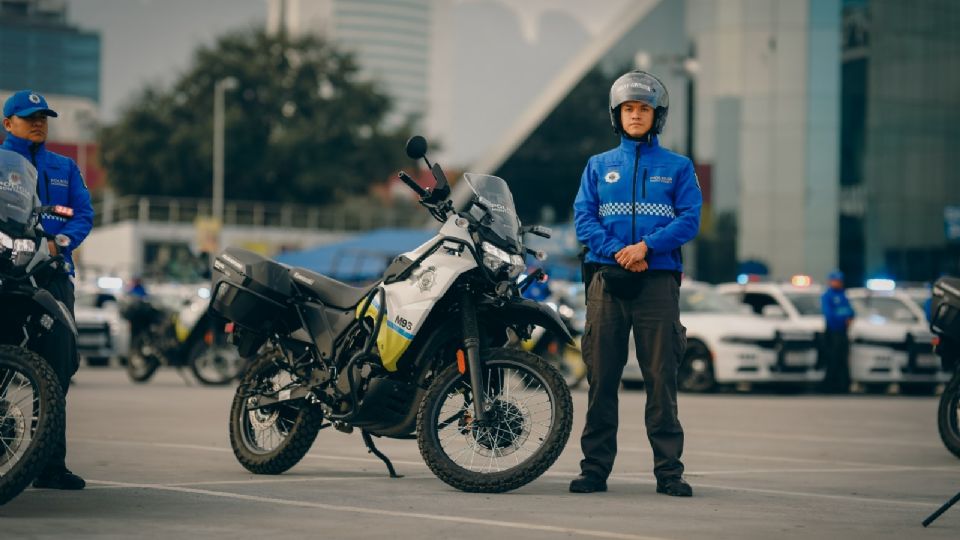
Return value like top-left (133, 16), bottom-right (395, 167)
top-left (0, 149), bottom-right (39, 231)
top-left (463, 173), bottom-right (522, 252)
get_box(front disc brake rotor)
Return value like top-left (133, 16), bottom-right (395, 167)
top-left (0, 400), bottom-right (27, 466)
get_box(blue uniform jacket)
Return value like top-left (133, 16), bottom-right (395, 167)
top-left (821, 288), bottom-right (855, 332)
top-left (2, 133), bottom-right (94, 274)
top-left (573, 135), bottom-right (702, 272)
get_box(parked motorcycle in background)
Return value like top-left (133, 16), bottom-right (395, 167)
top-left (931, 276), bottom-right (960, 458)
top-left (0, 149), bottom-right (71, 505)
top-left (120, 289), bottom-right (244, 385)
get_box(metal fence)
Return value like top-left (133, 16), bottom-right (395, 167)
top-left (91, 195), bottom-right (419, 231)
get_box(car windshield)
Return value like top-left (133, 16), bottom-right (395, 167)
top-left (463, 173), bottom-right (521, 251)
top-left (784, 293), bottom-right (822, 316)
top-left (0, 148), bottom-right (39, 230)
top-left (681, 287), bottom-right (744, 313)
top-left (851, 296), bottom-right (918, 324)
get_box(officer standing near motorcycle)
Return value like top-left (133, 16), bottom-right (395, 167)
top-left (3, 90), bottom-right (94, 490)
top-left (570, 71), bottom-right (701, 496)
top-left (820, 270), bottom-right (855, 394)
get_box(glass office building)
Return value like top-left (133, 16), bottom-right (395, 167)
top-left (0, 0), bottom-right (101, 103)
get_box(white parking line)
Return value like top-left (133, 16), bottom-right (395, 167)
top-left (76, 438), bottom-right (947, 509)
top-left (692, 429), bottom-right (943, 449)
top-left (84, 476), bottom-right (385, 490)
top-left (85, 479), bottom-right (668, 540)
top-left (620, 447), bottom-right (958, 471)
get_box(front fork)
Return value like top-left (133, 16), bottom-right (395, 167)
top-left (460, 289), bottom-right (489, 423)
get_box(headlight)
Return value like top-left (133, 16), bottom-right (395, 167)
top-left (0, 232), bottom-right (36, 267)
top-left (481, 242), bottom-right (525, 278)
top-left (0, 231), bottom-right (12, 252)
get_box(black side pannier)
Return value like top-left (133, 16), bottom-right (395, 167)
top-left (931, 276), bottom-right (960, 341)
top-left (210, 248), bottom-right (298, 334)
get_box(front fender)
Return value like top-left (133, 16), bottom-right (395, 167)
top-left (32, 289), bottom-right (78, 338)
top-left (493, 297), bottom-right (574, 344)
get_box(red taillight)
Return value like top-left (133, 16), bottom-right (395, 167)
top-left (225, 322), bottom-right (235, 334)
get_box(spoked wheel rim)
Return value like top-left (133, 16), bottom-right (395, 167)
top-left (0, 367), bottom-right (40, 472)
top-left (239, 365), bottom-right (300, 455)
top-left (431, 359), bottom-right (556, 473)
top-left (193, 346), bottom-right (244, 383)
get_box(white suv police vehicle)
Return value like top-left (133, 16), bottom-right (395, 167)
top-left (622, 281), bottom-right (820, 392)
top-left (716, 280), bottom-right (948, 393)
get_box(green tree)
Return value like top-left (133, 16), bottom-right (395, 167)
top-left (100, 28), bottom-right (413, 204)
top-left (495, 67), bottom-right (617, 223)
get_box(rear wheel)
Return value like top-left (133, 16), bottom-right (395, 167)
top-left (125, 334), bottom-right (160, 383)
top-left (937, 372), bottom-right (960, 459)
top-left (0, 345), bottom-right (65, 505)
top-left (417, 347), bottom-right (573, 493)
top-left (229, 353), bottom-right (323, 474)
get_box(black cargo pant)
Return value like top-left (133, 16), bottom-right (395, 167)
top-left (579, 269), bottom-right (686, 481)
top-left (33, 273), bottom-right (79, 473)
top-left (821, 330), bottom-right (850, 393)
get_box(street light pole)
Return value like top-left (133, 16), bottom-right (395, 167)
top-left (213, 76), bottom-right (238, 224)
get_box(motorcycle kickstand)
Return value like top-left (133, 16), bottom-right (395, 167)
top-left (175, 366), bottom-right (194, 386)
top-left (361, 430), bottom-right (402, 479)
top-left (923, 489), bottom-right (960, 527)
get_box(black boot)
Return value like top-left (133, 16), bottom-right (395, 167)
top-left (656, 476), bottom-right (692, 497)
top-left (33, 467), bottom-right (85, 490)
top-left (569, 473), bottom-right (607, 493)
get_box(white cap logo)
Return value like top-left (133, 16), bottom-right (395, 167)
top-left (28, 93), bottom-right (41, 104)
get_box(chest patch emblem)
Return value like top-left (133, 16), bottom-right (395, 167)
top-left (604, 171), bottom-right (620, 183)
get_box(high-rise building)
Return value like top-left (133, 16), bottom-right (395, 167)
top-left (0, 0), bottom-right (100, 103)
top-left (840, 0), bottom-right (960, 283)
top-left (268, 0), bottom-right (438, 130)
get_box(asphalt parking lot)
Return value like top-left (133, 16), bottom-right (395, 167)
top-left (3, 368), bottom-right (959, 539)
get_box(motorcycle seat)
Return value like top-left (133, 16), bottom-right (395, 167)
top-left (288, 267), bottom-right (375, 309)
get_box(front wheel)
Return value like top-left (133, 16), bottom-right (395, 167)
top-left (229, 353), bottom-right (323, 474)
top-left (189, 342), bottom-right (245, 386)
top-left (0, 345), bottom-right (65, 505)
top-left (678, 342), bottom-right (716, 393)
top-left (937, 371), bottom-right (960, 459)
top-left (417, 347), bottom-right (573, 493)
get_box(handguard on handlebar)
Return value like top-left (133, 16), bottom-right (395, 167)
top-left (398, 171), bottom-right (429, 198)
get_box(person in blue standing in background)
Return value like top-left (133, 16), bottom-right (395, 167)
top-left (570, 70), bottom-right (702, 496)
top-left (820, 270), bottom-right (855, 394)
top-left (3, 90), bottom-right (94, 490)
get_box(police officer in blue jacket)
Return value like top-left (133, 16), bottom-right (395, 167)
top-left (3, 90), bottom-right (94, 490)
top-left (820, 270), bottom-right (855, 393)
top-left (570, 71), bottom-right (701, 496)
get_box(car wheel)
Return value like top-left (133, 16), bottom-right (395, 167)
top-left (679, 342), bottom-right (715, 393)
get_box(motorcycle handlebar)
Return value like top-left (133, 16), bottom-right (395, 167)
top-left (398, 171), bottom-right (429, 198)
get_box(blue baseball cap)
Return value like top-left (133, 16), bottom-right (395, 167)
top-left (827, 270), bottom-right (844, 281)
top-left (3, 90), bottom-right (59, 118)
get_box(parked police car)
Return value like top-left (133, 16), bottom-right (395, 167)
top-left (716, 279), bottom-right (948, 393)
top-left (622, 281), bottom-right (820, 392)
top-left (74, 286), bottom-right (130, 366)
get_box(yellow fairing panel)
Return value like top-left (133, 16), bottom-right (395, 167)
top-left (356, 300), bottom-right (413, 372)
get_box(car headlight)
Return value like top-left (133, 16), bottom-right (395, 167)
top-left (481, 242), bottom-right (524, 278)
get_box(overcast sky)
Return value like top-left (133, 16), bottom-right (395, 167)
top-left (66, 0), bottom-right (629, 125)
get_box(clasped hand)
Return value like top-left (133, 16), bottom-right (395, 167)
top-left (615, 241), bottom-right (648, 273)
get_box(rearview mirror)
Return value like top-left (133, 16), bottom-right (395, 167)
top-left (405, 135), bottom-right (428, 160)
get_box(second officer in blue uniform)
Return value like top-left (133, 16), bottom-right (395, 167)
top-left (570, 71), bottom-right (702, 496)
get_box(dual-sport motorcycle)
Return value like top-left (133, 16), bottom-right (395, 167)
top-left (931, 276), bottom-right (960, 458)
top-left (0, 148), bottom-right (73, 505)
top-left (209, 136), bottom-right (573, 492)
top-left (121, 292), bottom-right (243, 385)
